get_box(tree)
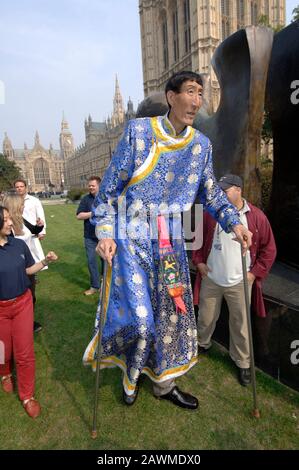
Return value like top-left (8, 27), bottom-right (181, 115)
top-left (258, 14), bottom-right (270, 27)
top-left (261, 110), bottom-right (272, 146)
top-left (257, 14), bottom-right (284, 32)
top-left (0, 153), bottom-right (22, 191)
top-left (292, 6), bottom-right (299, 22)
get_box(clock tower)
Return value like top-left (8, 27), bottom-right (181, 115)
top-left (59, 113), bottom-right (74, 159)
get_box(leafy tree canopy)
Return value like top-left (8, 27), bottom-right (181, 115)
top-left (292, 6), bottom-right (299, 22)
top-left (0, 153), bottom-right (22, 192)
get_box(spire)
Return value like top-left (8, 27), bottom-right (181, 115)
top-left (59, 114), bottom-right (74, 159)
top-left (111, 74), bottom-right (125, 127)
top-left (127, 96), bottom-right (133, 112)
top-left (3, 132), bottom-right (11, 146)
top-left (35, 131), bottom-right (40, 145)
top-left (115, 74), bottom-right (120, 94)
top-left (3, 132), bottom-right (14, 159)
top-left (61, 111), bottom-right (70, 133)
top-left (126, 96), bottom-right (135, 120)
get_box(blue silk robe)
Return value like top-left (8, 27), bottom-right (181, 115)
top-left (83, 114), bottom-right (240, 395)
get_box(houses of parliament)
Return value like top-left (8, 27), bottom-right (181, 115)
top-left (66, 76), bottom-right (135, 189)
top-left (2, 76), bottom-right (135, 192)
top-left (3, 116), bottom-right (74, 194)
top-left (3, 1), bottom-right (285, 191)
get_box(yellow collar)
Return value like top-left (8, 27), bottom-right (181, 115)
top-left (162, 113), bottom-right (188, 138)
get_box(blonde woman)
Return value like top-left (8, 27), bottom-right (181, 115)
top-left (3, 193), bottom-right (45, 333)
top-left (2, 193), bottom-right (44, 257)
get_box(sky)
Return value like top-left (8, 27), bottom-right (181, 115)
top-left (0, 0), bottom-right (144, 149)
top-left (0, 0), bottom-right (298, 150)
top-left (286, 0), bottom-right (299, 22)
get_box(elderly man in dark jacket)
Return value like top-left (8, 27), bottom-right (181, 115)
top-left (192, 174), bottom-right (276, 386)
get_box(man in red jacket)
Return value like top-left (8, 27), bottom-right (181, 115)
top-left (192, 174), bottom-right (276, 386)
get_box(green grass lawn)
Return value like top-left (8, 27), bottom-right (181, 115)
top-left (0, 203), bottom-right (299, 450)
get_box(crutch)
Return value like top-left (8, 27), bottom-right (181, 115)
top-left (91, 260), bottom-right (108, 438)
top-left (241, 245), bottom-right (260, 418)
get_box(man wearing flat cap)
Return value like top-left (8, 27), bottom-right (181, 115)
top-left (192, 174), bottom-right (277, 386)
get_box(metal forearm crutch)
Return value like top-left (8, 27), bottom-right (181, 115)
top-left (241, 246), bottom-right (260, 419)
top-left (91, 260), bottom-right (108, 438)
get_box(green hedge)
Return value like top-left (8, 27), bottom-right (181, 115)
top-left (67, 187), bottom-right (87, 201)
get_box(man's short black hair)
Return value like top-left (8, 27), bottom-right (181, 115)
top-left (165, 71), bottom-right (203, 95)
top-left (165, 71), bottom-right (203, 108)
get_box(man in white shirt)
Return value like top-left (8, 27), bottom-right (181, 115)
top-left (14, 179), bottom-right (46, 333)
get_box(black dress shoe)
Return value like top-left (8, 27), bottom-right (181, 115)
top-left (238, 367), bottom-right (251, 386)
top-left (123, 386), bottom-right (139, 406)
top-left (198, 346), bottom-right (209, 355)
top-left (33, 321), bottom-right (42, 333)
top-left (157, 386), bottom-right (199, 410)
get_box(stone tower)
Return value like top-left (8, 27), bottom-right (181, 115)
top-left (111, 75), bottom-right (125, 127)
top-left (126, 96), bottom-right (135, 120)
top-left (2, 132), bottom-right (14, 160)
top-left (59, 113), bottom-right (74, 159)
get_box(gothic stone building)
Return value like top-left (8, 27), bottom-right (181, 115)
top-left (2, 116), bottom-right (74, 193)
top-left (139, 0), bottom-right (285, 111)
top-left (66, 76), bottom-right (135, 188)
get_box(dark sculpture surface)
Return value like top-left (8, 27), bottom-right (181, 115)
top-left (266, 20), bottom-right (299, 268)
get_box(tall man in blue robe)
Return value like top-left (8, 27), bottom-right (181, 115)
top-left (83, 71), bottom-right (252, 409)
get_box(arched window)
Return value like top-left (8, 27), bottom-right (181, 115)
top-left (173, 7), bottom-right (179, 62)
top-left (183, 0), bottom-right (191, 53)
top-left (34, 158), bottom-right (50, 185)
top-left (237, 0), bottom-right (245, 27)
top-left (221, 0), bottom-right (230, 39)
top-left (221, 0), bottom-right (230, 17)
top-left (251, 1), bottom-right (258, 25)
top-left (161, 11), bottom-right (169, 70)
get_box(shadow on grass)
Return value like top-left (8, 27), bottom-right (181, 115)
top-left (198, 344), bottom-right (299, 408)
